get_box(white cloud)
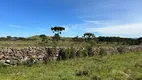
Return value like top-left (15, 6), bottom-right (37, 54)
top-left (63, 19), bottom-right (142, 37)
top-left (67, 20), bottom-right (109, 31)
top-left (85, 23), bottom-right (142, 37)
top-left (84, 20), bottom-right (100, 24)
top-left (8, 25), bottom-right (23, 28)
top-left (36, 28), bottom-right (47, 31)
top-left (60, 25), bottom-right (70, 32)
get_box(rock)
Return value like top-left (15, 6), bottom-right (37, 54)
top-left (0, 60), bottom-right (10, 66)
top-left (4, 56), bottom-right (11, 59)
top-left (5, 60), bottom-right (10, 64)
top-left (0, 55), bottom-right (4, 60)
top-left (10, 60), bottom-right (18, 65)
top-left (21, 57), bottom-right (28, 63)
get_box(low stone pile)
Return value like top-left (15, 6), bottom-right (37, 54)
top-left (0, 45), bottom-right (142, 66)
top-left (0, 47), bottom-right (58, 66)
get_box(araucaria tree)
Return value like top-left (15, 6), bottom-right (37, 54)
top-left (51, 26), bottom-right (65, 41)
top-left (83, 33), bottom-right (95, 40)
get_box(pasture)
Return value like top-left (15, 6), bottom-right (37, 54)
top-left (0, 52), bottom-right (142, 80)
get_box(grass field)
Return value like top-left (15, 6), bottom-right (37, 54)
top-left (0, 52), bottom-right (142, 80)
top-left (0, 40), bottom-right (123, 48)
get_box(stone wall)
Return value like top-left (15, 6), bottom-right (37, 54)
top-left (0, 45), bottom-right (142, 66)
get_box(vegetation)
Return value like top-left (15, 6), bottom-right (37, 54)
top-left (0, 26), bottom-right (142, 80)
top-left (0, 35), bottom-right (142, 48)
top-left (0, 26), bottom-right (142, 48)
top-left (83, 33), bottom-right (95, 40)
top-left (0, 52), bottom-right (142, 80)
top-left (51, 26), bottom-right (65, 41)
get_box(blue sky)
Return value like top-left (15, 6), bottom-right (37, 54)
top-left (0, 0), bottom-right (142, 38)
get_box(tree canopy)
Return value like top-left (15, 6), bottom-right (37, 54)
top-left (51, 26), bottom-right (65, 34)
top-left (83, 33), bottom-right (95, 40)
top-left (51, 26), bottom-right (65, 41)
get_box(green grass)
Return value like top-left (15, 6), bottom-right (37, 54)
top-left (0, 40), bottom-right (123, 48)
top-left (0, 52), bottom-right (142, 80)
top-left (0, 41), bottom-right (37, 47)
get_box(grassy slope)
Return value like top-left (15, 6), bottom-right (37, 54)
top-left (0, 52), bottom-right (142, 80)
top-left (0, 40), bottom-right (122, 48)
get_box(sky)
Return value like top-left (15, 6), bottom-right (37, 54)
top-left (0, 0), bottom-right (142, 38)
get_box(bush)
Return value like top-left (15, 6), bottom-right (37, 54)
top-left (135, 61), bottom-right (142, 67)
top-left (75, 69), bottom-right (90, 76)
top-left (57, 48), bottom-right (69, 60)
top-left (117, 46), bottom-right (128, 54)
top-left (46, 48), bottom-right (56, 59)
top-left (43, 55), bottom-right (50, 64)
top-left (17, 59), bottom-right (22, 66)
top-left (82, 49), bottom-right (88, 57)
top-left (69, 47), bottom-right (76, 59)
top-left (87, 46), bottom-right (94, 57)
top-left (65, 48), bottom-right (70, 60)
top-left (76, 49), bottom-right (82, 58)
top-left (99, 48), bottom-right (108, 56)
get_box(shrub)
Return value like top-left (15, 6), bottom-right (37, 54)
top-left (82, 49), bottom-right (88, 57)
top-left (117, 46), bottom-right (128, 54)
top-left (135, 61), bottom-right (142, 67)
top-left (99, 48), bottom-right (107, 56)
top-left (47, 48), bottom-right (53, 55)
top-left (17, 59), bottom-right (22, 66)
top-left (75, 69), bottom-right (90, 76)
top-left (87, 46), bottom-right (94, 57)
top-left (43, 55), bottom-right (50, 64)
top-left (57, 48), bottom-right (69, 60)
top-left (46, 48), bottom-right (56, 59)
top-left (64, 48), bottom-right (70, 60)
top-left (76, 49), bottom-right (82, 58)
top-left (69, 47), bottom-right (76, 59)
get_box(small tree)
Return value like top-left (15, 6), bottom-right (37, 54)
top-left (51, 26), bottom-right (65, 47)
top-left (83, 33), bottom-right (95, 40)
top-left (6, 36), bottom-right (12, 40)
top-left (51, 26), bottom-right (65, 41)
top-left (83, 33), bottom-right (96, 47)
top-left (51, 26), bottom-right (65, 34)
top-left (39, 34), bottom-right (48, 46)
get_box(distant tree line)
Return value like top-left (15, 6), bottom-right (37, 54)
top-left (0, 26), bottom-right (142, 46)
top-left (98, 36), bottom-right (142, 45)
top-left (72, 35), bottom-right (142, 45)
top-left (0, 36), bottom-right (35, 41)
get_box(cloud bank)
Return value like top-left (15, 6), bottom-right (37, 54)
top-left (8, 25), bottom-right (23, 28)
top-left (85, 22), bottom-right (142, 38)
